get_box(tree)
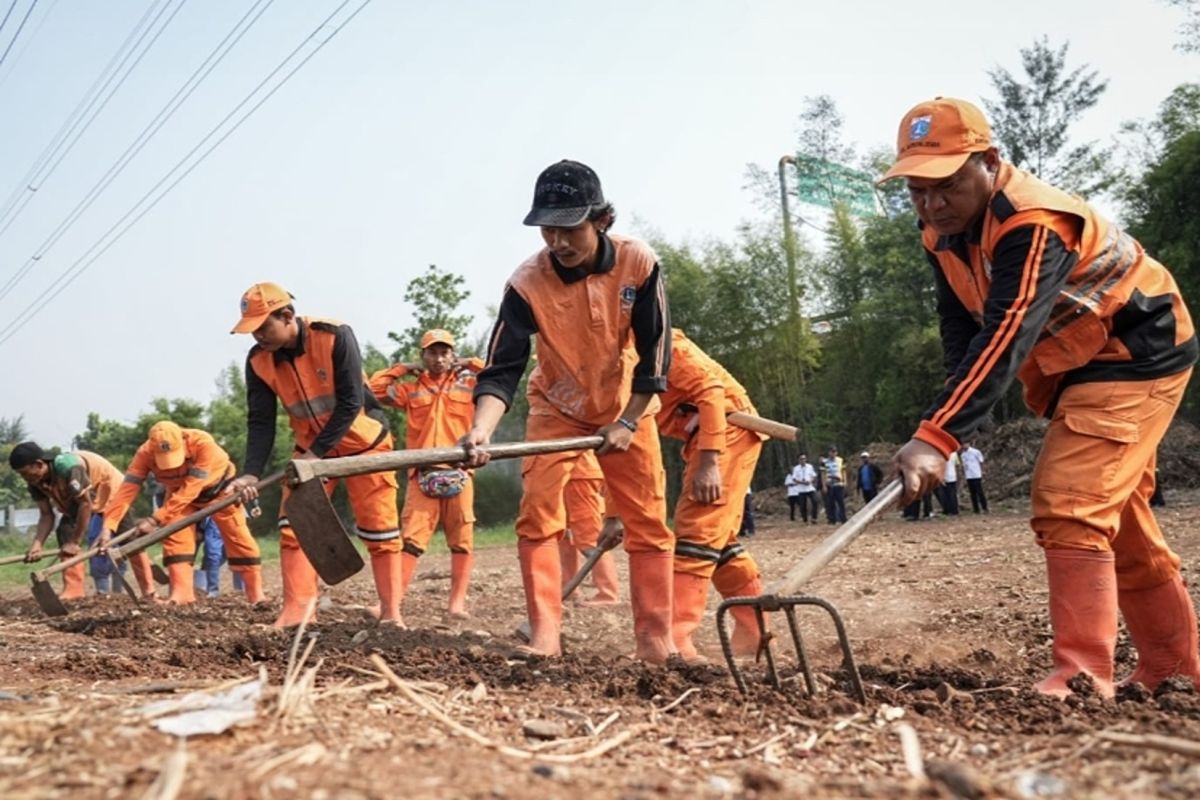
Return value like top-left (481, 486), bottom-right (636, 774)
top-left (0, 416), bottom-right (31, 509)
top-left (1167, 0), bottom-right (1200, 52)
top-left (985, 37), bottom-right (1115, 195)
top-left (387, 265), bottom-right (472, 361)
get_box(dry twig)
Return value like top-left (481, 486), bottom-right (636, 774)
top-left (1098, 730), bottom-right (1200, 758)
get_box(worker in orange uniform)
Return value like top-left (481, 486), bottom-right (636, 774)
top-left (655, 329), bottom-right (767, 661)
top-left (228, 283), bottom-right (403, 628)
top-left (882, 98), bottom-right (1199, 698)
top-left (367, 329), bottom-right (483, 620)
top-left (9, 442), bottom-right (156, 600)
top-left (102, 421), bottom-right (266, 606)
top-left (557, 452), bottom-right (620, 606)
top-left (462, 160), bottom-right (675, 661)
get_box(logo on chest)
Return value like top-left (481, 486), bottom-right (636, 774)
top-left (620, 284), bottom-right (636, 308)
top-left (316, 368), bottom-right (328, 382)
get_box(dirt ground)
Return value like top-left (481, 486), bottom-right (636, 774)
top-left (3, 491), bottom-right (1200, 799)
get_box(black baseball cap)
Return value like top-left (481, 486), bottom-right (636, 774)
top-left (523, 160), bottom-right (605, 227)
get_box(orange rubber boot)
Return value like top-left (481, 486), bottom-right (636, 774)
top-left (628, 550), bottom-right (676, 665)
top-left (239, 566), bottom-right (267, 604)
top-left (1034, 549), bottom-right (1117, 699)
top-left (671, 572), bottom-right (711, 663)
top-left (517, 537), bottom-right (562, 657)
top-left (1119, 574), bottom-right (1200, 690)
top-left (721, 576), bottom-right (768, 658)
top-left (128, 552), bottom-right (157, 599)
top-left (165, 562), bottom-right (196, 605)
top-left (448, 551), bottom-right (474, 619)
top-left (59, 561), bottom-right (86, 600)
top-left (559, 535), bottom-right (580, 593)
top-left (272, 547), bottom-right (319, 628)
top-left (371, 550), bottom-right (405, 627)
top-left (581, 552), bottom-right (620, 606)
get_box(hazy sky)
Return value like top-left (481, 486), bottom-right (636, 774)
top-left (0, 0), bottom-right (1194, 446)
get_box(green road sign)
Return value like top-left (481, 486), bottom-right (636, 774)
top-left (792, 154), bottom-right (879, 218)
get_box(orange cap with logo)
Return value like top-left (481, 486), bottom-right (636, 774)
top-left (879, 97), bottom-right (992, 183)
top-left (231, 282), bottom-right (294, 334)
top-left (420, 329), bottom-right (456, 349)
top-left (148, 421), bottom-right (186, 471)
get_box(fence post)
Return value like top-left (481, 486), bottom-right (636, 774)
top-left (4, 505), bottom-right (14, 536)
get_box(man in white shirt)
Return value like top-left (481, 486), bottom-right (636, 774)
top-left (960, 444), bottom-right (988, 514)
top-left (938, 452), bottom-right (960, 515)
top-left (786, 454), bottom-right (819, 524)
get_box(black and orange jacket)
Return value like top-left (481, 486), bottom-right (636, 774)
top-left (105, 429), bottom-right (234, 529)
top-left (655, 330), bottom-right (761, 454)
top-left (244, 317), bottom-right (388, 476)
top-left (368, 360), bottom-right (483, 449)
top-left (475, 232), bottom-right (670, 426)
top-left (915, 162), bottom-right (1197, 458)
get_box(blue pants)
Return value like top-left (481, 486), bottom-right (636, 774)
top-left (193, 518), bottom-right (225, 596)
top-left (86, 514), bottom-right (126, 594)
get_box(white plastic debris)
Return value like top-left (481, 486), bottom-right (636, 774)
top-left (140, 678), bottom-right (263, 737)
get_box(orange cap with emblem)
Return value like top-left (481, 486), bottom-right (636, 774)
top-left (148, 421), bottom-right (186, 470)
top-left (420, 329), bottom-right (456, 349)
top-left (879, 97), bottom-right (992, 183)
top-left (231, 282), bottom-right (294, 334)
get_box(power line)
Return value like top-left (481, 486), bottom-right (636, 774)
top-left (0, 0), bottom-right (274, 302)
top-left (0, 0), bottom-right (39, 72)
top-left (0, 0), bottom-right (183, 244)
top-left (0, 0), bottom-right (373, 347)
top-left (0, 0), bottom-right (61, 94)
top-left (0, 0), bottom-right (21, 40)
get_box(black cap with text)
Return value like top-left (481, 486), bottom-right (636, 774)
top-left (522, 160), bottom-right (605, 227)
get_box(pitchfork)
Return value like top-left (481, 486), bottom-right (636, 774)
top-left (717, 480), bottom-right (903, 701)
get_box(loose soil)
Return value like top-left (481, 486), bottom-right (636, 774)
top-left (2, 491), bottom-right (1200, 799)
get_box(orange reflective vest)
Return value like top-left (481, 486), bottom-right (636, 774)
top-left (915, 162), bottom-right (1197, 456)
top-left (368, 360), bottom-right (482, 450)
top-left (249, 317), bottom-right (386, 455)
top-left (507, 234), bottom-right (667, 425)
top-left (656, 330), bottom-right (759, 452)
top-left (105, 428), bottom-right (235, 529)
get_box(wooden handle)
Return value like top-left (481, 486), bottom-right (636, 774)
top-left (767, 480), bottom-right (902, 596)
top-left (728, 412), bottom-right (798, 442)
top-left (106, 472), bottom-right (285, 563)
top-left (33, 526), bottom-right (146, 579)
top-left (290, 437), bottom-right (605, 483)
top-left (0, 550), bottom-right (63, 566)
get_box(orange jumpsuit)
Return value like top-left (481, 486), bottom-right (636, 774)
top-left (105, 429), bottom-right (262, 602)
top-left (368, 360), bottom-right (482, 554)
top-left (916, 161), bottom-right (1198, 694)
top-left (476, 231), bottom-right (673, 659)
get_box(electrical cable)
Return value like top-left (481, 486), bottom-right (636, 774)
top-left (0, 0), bottom-right (373, 347)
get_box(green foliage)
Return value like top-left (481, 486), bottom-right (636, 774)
top-left (387, 264), bottom-right (472, 361)
top-left (472, 462), bottom-right (523, 527)
top-left (1166, 0), bottom-right (1200, 52)
top-left (985, 37), bottom-right (1115, 196)
top-left (0, 416), bottom-right (31, 509)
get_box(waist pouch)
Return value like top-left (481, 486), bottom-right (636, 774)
top-left (417, 467), bottom-right (467, 499)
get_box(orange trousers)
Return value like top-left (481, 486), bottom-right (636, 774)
top-left (1031, 369), bottom-right (1191, 591)
top-left (278, 436), bottom-right (401, 555)
top-left (518, 412), bottom-right (672, 553)
top-left (400, 475), bottom-right (476, 553)
top-left (673, 426), bottom-right (763, 579)
top-left (559, 475), bottom-right (606, 579)
top-left (159, 494), bottom-right (262, 570)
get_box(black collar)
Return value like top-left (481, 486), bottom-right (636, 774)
top-left (550, 233), bottom-right (616, 285)
top-left (273, 318), bottom-right (307, 363)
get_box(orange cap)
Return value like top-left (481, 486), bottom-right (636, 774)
top-left (420, 328), bottom-right (456, 349)
top-left (148, 421), bottom-right (186, 470)
top-left (231, 282), bottom-right (294, 334)
top-left (879, 97), bottom-right (992, 183)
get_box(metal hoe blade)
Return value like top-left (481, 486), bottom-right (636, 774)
top-left (285, 478), bottom-right (365, 585)
top-left (111, 556), bottom-right (139, 601)
top-left (151, 563), bottom-right (169, 585)
top-left (30, 576), bottom-right (68, 617)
